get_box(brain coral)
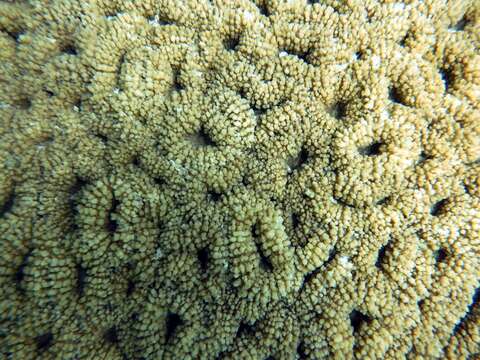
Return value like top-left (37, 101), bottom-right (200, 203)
top-left (1, 0), bottom-right (480, 359)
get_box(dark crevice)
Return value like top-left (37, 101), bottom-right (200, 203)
top-left (430, 198), bottom-right (448, 216)
top-left (44, 89), bottom-right (55, 97)
top-left (104, 302), bottom-right (113, 313)
top-left (375, 240), bottom-right (392, 269)
top-left (329, 101), bottom-right (348, 120)
top-left (75, 264), bottom-right (87, 297)
top-left (469, 287), bottom-right (480, 312)
top-left (115, 53), bottom-right (126, 90)
top-left (251, 223), bottom-right (274, 272)
top-left (238, 88), bottom-right (249, 101)
top-left (417, 151), bottom-right (432, 165)
top-left (399, 33), bottom-right (409, 47)
top-left (215, 353), bottom-right (226, 360)
top-left (291, 212), bottom-right (300, 230)
top-left (36, 136), bottom-right (54, 148)
top-left (326, 247), bottom-right (337, 264)
top-left (453, 286), bottom-right (479, 334)
top-left (281, 49), bottom-right (312, 64)
top-left (73, 98), bottom-right (82, 110)
top-left (389, 86), bottom-right (406, 105)
top-left (355, 51), bottom-right (364, 60)
top-left (236, 321), bottom-right (255, 337)
top-left (171, 68), bottom-right (184, 91)
top-left (126, 279), bottom-right (135, 296)
top-left (273, 130), bottom-right (282, 138)
top-left (302, 267), bottom-right (321, 290)
top-left (155, 220), bottom-right (166, 240)
top-left (165, 312), bottom-right (183, 342)
top-left (5, 30), bottom-right (23, 42)
top-left (257, 245), bottom-right (274, 272)
top-left (224, 35), bottom-right (240, 51)
top-left (35, 332), bottom-right (53, 352)
top-left (131, 312), bottom-right (140, 322)
top-left (197, 247), bottom-right (209, 272)
top-left (104, 326), bottom-right (119, 344)
top-left (257, 2), bottom-right (270, 16)
top-left (301, 249), bottom-right (336, 290)
top-left (376, 196), bottom-right (390, 206)
top-left (70, 177), bottom-right (87, 197)
top-left (95, 133), bottom-right (108, 143)
top-left (106, 195), bottom-right (119, 233)
top-left (333, 196), bottom-right (355, 208)
top-left (131, 156), bottom-right (140, 167)
top-left (14, 249), bottom-right (32, 294)
top-left (187, 126), bottom-right (216, 147)
top-left (417, 299), bottom-right (425, 309)
top-left (252, 106), bottom-right (267, 118)
top-left (349, 310), bottom-right (371, 333)
top-left (147, 15), bottom-right (173, 25)
top-left (287, 147), bottom-right (309, 171)
top-left (0, 190), bottom-right (15, 217)
top-left (359, 141), bottom-right (383, 156)
top-left (439, 67), bottom-right (454, 92)
top-left (452, 319), bottom-right (463, 335)
top-left (297, 341), bottom-right (308, 359)
top-left (241, 175), bottom-right (251, 187)
top-left (451, 16), bottom-right (468, 31)
top-left (183, 213), bottom-right (195, 226)
top-left (226, 273), bottom-right (238, 294)
top-left (295, 49), bottom-right (312, 64)
top-left (61, 43), bottom-right (78, 55)
top-left (274, 98), bottom-right (287, 108)
top-left (105, 11), bottom-right (119, 18)
top-left (433, 248), bottom-right (448, 263)
top-left (207, 190), bottom-right (222, 203)
top-left (16, 97), bottom-right (32, 110)
top-left (154, 177), bottom-right (165, 186)
top-left (307, 0), bottom-right (320, 4)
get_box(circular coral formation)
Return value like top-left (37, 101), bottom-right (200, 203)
top-left (1, 0), bottom-right (479, 359)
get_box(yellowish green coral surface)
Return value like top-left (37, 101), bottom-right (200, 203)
top-left (1, 0), bottom-right (480, 359)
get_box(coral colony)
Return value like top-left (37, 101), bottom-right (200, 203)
top-left (0, 0), bottom-right (479, 359)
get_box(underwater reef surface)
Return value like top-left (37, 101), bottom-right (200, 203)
top-left (0, 0), bottom-right (479, 359)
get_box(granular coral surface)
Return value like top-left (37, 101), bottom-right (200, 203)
top-left (1, 0), bottom-right (480, 359)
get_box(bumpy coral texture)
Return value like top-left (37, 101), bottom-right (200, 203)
top-left (1, 0), bottom-right (479, 359)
